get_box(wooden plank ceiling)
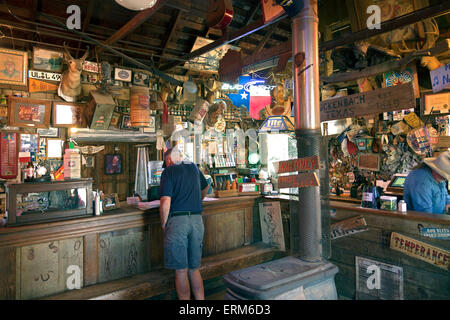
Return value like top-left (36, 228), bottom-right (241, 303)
top-left (0, 0), bottom-right (295, 78)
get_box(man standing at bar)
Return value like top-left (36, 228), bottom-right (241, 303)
top-left (403, 151), bottom-right (450, 214)
top-left (159, 146), bottom-right (209, 300)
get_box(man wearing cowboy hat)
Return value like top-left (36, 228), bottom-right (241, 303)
top-left (403, 151), bottom-right (450, 214)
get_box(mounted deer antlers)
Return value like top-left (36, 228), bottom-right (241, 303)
top-left (58, 43), bottom-right (89, 102)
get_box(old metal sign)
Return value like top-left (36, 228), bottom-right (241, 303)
top-left (420, 228), bottom-right (450, 240)
top-left (320, 83), bottom-right (415, 122)
top-left (83, 61), bottom-right (100, 73)
top-left (275, 155), bottom-right (320, 174)
top-left (330, 215), bottom-right (368, 240)
top-left (278, 172), bottom-right (319, 189)
top-left (430, 63), bottom-right (450, 93)
top-left (356, 257), bottom-right (403, 300)
top-left (390, 232), bottom-right (450, 270)
top-left (28, 70), bottom-right (61, 82)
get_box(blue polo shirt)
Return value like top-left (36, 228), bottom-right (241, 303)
top-left (160, 161), bottom-right (208, 213)
top-left (403, 166), bottom-right (448, 214)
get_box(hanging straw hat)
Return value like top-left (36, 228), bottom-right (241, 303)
top-left (423, 151), bottom-right (450, 180)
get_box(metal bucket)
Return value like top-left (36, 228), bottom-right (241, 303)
top-left (130, 86), bottom-right (150, 127)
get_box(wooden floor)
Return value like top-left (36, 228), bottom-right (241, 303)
top-left (42, 242), bottom-right (284, 300)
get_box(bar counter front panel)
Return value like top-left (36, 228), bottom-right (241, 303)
top-left (0, 196), bottom-right (265, 300)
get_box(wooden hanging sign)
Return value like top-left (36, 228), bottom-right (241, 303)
top-left (330, 215), bottom-right (368, 240)
top-left (390, 232), bottom-right (450, 271)
top-left (320, 83), bottom-right (415, 122)
top-left (274, 155), bottom-right (320, 174)
top-left (278, 172), bottom-right (319, 189)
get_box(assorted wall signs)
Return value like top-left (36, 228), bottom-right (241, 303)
top-left (330, 215), bottom-right (368, 240)
top-left (274, 155), bottom-right (320, 189)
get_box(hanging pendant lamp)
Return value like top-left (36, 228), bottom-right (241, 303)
top-left (115, 0), bottom-right (158, 11)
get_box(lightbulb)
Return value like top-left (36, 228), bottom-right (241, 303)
top-left (115, 0), bottom-right (158, 11)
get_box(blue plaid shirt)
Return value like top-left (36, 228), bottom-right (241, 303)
top-left (403, 166), bottom-right (448, 214)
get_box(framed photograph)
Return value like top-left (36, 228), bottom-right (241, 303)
top-left (20, 133), bottom-right (39, 153)
top-left (101, 193), bottom-right (120, 211)
top-left (133, 71), bottom-right (150, 87)
top-left (52, 102), bottom-right (87, 128)
top-left (114, 68), bottom-right (132, 82)
top-left (120, 114), bottom-right (138, 131)
top-left (85, 155), bottom-right (94, 168)
top-left (38, 137), bottom-right (46, 157)
top-left (105, 154), bottom-right (122, 175)
top-left (420, 91), bottom-right (449, 116)
top-left (8, 97), bottom-right (51, 128)
top-left (32, 47), bottom-right (64, 72)
top-left (142, 115), bottom-right (156, 133)
top-left (37, 127), bottom-right (58, 137)
top-left (47, 138), bottom-right (64, 159)
top-left (0, 48), bottom-right (28, 86)
top-left (109, 112), bottom-right (121, 129)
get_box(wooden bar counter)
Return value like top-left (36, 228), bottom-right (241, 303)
top-left (0, 195), bottom-right (284, 300)
top-left (329, 200), bottom-right (450, 300)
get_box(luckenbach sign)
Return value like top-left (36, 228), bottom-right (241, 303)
top-left (275, 155), bottom-right (320, 189)
top-left (320, 83), bottom-right (415, 122)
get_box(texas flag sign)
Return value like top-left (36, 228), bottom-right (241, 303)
top-left (225, 76), bottom-right (272, 119)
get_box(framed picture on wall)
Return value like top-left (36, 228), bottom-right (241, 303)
top-left (0, 48), bottom-right (28, 86)
top-left (46, 138), bottom-right (64, 159)
top-left (20, 133), bottom-right (39, 153)
top-left (105, 154), bottom-right (122, 175)
top-left (52, 102), bottom-right (87, 128)
top-left (109, 112), bottom-right (121, 130)
top-left (120, 114), bottom-right (138, 131)
top-left (114, 68), bottom-right (132, 82)
top-left (420, 91), bottom-right (449, 116)
top-left (32, 47), bottom-right (64, 72)
top-left (37, 127), bottom-right (58, 137)
top-left (133, 71), bottom-right (150, 86)
top-left (8, 97), bottom-right (52, 128)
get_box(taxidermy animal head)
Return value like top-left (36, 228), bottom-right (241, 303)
top-left (58, 43), bottom-right (89, 102)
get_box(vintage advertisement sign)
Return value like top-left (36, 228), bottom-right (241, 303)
top-left (420, 228), bottom-right (450, 240)
top-left (274, 155), bottom-right (320, 174)
top-left (82, 61), bottom-right (99, 73)
top-left (390, 232), bottom-right (450, 270)
top-left (0, 132), bottom-right (19, 179)
top-left (278, 172), bottom-right (319, 189)
top-left (28, 70), bottom-right (61, 82)
top-left (356, 257), bottom-right (403, 300)
top-left (28, 78), bottom-right (59, 93)
top-left (430, 63), bottom-right (450, 93)
top-left (320, 83), bottom-right (415, 122)
top-left (330, 215), bottom-right (368, 240)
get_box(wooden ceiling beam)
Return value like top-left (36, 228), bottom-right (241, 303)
top-left (160, 14), bottom-right (287, 71)
top-left (254, 20), bottom-right (280, 54)
top-left (157, 9), bottom-right (182, 67)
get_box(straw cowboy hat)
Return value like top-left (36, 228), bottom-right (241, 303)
top-left (424, 151), bottom-right (450, 180)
